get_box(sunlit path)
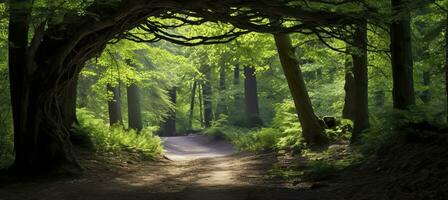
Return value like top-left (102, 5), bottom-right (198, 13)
top-left (162, 134), bottom-right (235, 161)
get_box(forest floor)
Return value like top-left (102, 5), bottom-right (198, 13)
top-left (0, 131), bottom-right (447, 200)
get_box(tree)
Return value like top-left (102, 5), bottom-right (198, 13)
top-left (107, 83), bottom-right (123, 126)
top-left (127, 83), bottom-right (143, 131)
top-left (273, 34), bottom-right (328, 146)
top-left (160, 88), bottom-right (177, 136)
top-left (202, 67), bottom-right (213, 128)
top-left (216, 65), bottom-right (228, 116)
top-left (188, 81), bottom-right (197, 130)
top-left (244, 66), bottom-right (262, 127)
top-left (390, 0), bottom-right (416, 109)
top-left (350, 21), bottom-right (369, 142)
top-left (8, 0), bottom-right (81, 175)
top-left (445, 13), bottom-right (448, 122)
top-left (342, 54), bottom-right (355, 120)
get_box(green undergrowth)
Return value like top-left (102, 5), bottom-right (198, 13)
top-left (204, 101), bottom-right (351, 153)
top-left (269, 145), bottom-right (363, 181)
top-left (73, 108), bottom-right (163, 158)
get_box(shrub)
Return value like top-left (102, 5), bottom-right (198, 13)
top-left (74, 108), bottom-right (163, 158)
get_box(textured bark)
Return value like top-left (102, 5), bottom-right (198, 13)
top-left (274, 34), bottom-right (328, 146)
top-left (60, 73), bottom-right (80, 130)
top-left (107, 83), bottom-right (123, 126)
top-left (351, 21), bottom-right (370, 143)
top-left (342, 54), bottom-right (355, 120)
top-left (188, 81), bottom-right (197, 130)
top-left (127, 84), bottom-right (143, 131)
top-left (216, 66), bottom-right (228, 117)
top-left (8, 0), bottom-right (81, 175)
top-left (244, 66), bottom-right (262, 127)
top-left (160, 88), bottom-right (177, 136)
top-left (390, 0), bottom-right (415, 110)
top-left (202, 68), bottom-right (213, 128)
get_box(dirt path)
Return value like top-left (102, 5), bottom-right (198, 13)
top-left (0, 135), bottom-right (331, 200)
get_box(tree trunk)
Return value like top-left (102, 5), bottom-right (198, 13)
top-left (160, 88), bottom-right (177, 136)
top-left (188, 81), bottom-right (197, 130)
top-left (8, 0), bottom-right (81, 175)
top-left (202, 67), bottom-right (213, 128)
top-left (198, 83), bottom-right (204, 127)
top-left (107, 83), bottom-right (123, 126)
top-left (342, 54), bottom-right (355, 120)
top-left (60, 73), bottom-right (80, 129)
top-left (390, 0), bottom-right (415, 110)
top-left (351, 21), bottom-right (370, 143)
top-left (273, 34), bottom-right (328, 146)
top-left (127, 83), bottom-right (143, 131)
top-left (445, 13), bottom-right (448, 122)
top-left (216, 66), bottom-right (228, 117)
top-left (244, 66), bottom-right (262, 127)
top-left (234, 64), bottom-right (240, 85)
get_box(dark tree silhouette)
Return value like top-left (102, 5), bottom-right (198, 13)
top-left (127, 83), bottom-right (143, 131)
top-left (107, 84), bottom-right (123, 126)
top-left (244, 66), bottom-right (262, 127)
top-left (390, 0), bottom-right (415, 109)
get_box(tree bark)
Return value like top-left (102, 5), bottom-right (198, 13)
top-left (127, 83), bottom-right (143, 131)
top-left (445, 13), bottom-right (448, 122)
top-left (274, 34), bottom-right (328, 146)
top-left (202, 67), bottom-right (213, 128)
top-left (8, 0), bottom-right (81, 175)
top-left (160, 88), bottom-right (177, 136)
top-left (342, 54), bottom-right (355, 120)
top-left (107, 83), bottom-right (123, 126)
top-left (390, 0), bottom-right (415, 110)
top-left (59, 73), bottom-right (80, 130)
top-left (188, 81), bottom-right (197, 130)
top-left (216, 66), bottom-right (228, 117)
top-left (244, 66), bottom-right (262, 127)
top-left (198, 83), bottom-right (204, 127)
top-left (351, 21), bottom-right (370, 143)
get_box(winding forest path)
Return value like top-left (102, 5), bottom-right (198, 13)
top-left (0, 135), bottom-right (332, 200)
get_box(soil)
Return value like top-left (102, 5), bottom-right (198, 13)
top-left (0, 131), bottom-right (447, 200)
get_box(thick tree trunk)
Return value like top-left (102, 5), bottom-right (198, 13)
top-left (216, 66), bottom-right (228, 117)
top-left (274, 34), bottom-right (328, 146)
top-left (202, 67), bottom-right (213, 128)
top-left (8, 0), bottom-right (81, 175)
top-left (342, 54), bottom-right (355, 120)
top-left (107, 83), bottom-right (123, 126)
top-left (244, 66), bottom-right (262, 127)
top-left (390, 0), bottom-right (415, 110)
top-left (351, 21), bottom-right (370, 142)
top-left (60, 73), bottom-right (80, 130)
top-left (127, 83), bottom-right (143, 131)
top-left (188, 81), bottom-right (197, 130)
top-left (160, 88), bottom-right (177, 136)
